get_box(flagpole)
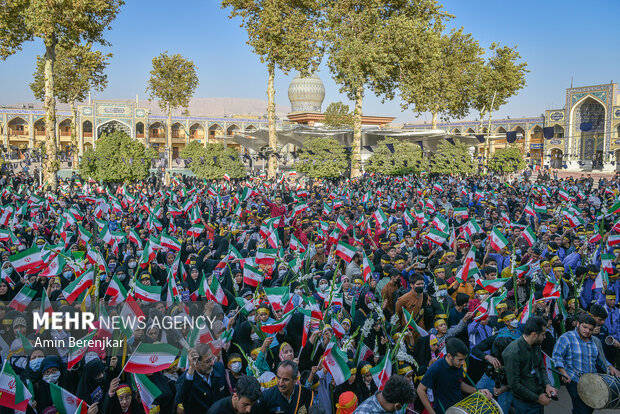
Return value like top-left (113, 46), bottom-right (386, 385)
top-left (116, 345), bottom-right (137, 380)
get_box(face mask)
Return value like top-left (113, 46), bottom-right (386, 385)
top-left (63, 270), bottom-right (72, 278)
top-left (437, 289), bottom-right (447, 297)
top-left (294, 289), bottom-right (303, 296)
top-left (108, 263), bottom-right (116, 271)
top-left (136, 250), bottom-right (143, 257)
top-left (43, 372), bottom-right (61, 384)
top-left (247, 316), bottom-right (256, 323)
top-left (414, 286), bottom-right (424, 294)
top-left (99, 274), bottom-right (107, 281)
top-left (17, 245), bottom-right (26, 252)
top-left (118, 274), bottom-right (126, 281)
top-left (510, 320), bottom-right (519, 328)
top-left (279, 269), bottom-right (287, 276)
top-left (230, 362), bottom-right (242, 373)
top-left (29, 358), bottom-right (43, 372)
top-left (320, 284), bottom-right (328, 292)
top-left (128, 261), bottom-right (137, 269)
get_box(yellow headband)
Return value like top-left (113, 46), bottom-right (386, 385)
top-left (606, 294), bottom-right (616, 299)
top-left (279, 342), bottom-right (291, 353)
top-left (429, 336), bottom-right (438, 345)
top-left (500, 314), bottom-right (516, 322)
top-left (256, 308), bottom-right (270, 316)
top-left (436, 284), bottom-right (447, 290)
top-left (360, 365), bottom-right (371, 375)
top-left (434, 319), bottom-right (446, 328)
top-left (116, 385), bottom-right (132, 397)
top-left (435, 314), bottom-right (447, 320)
top-left (261, 377), bottom-right (277, 388)
top-left (350, 368), bottom-right (357, 375)
top-left (568, 298), bottom-right (576, 305)
top-left (251, 348), bottom-right (261, 357)
top-left (398, 365), bottom-right (413, 375)
top-left (434, 268), bottom-right (445, 273)
top-left (228, 357), bottom-right (242, 365)
top-left (335, 394), bottom-right (358, 410)
top-left (149, 406), bottom-right (160, 414)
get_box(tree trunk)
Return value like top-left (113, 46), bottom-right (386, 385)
top-left (267, 63), bottom-right (277, 179)
top-left (350, 85), bottom-right (363, 178)
top-left (43, 39), bottom-right (59, 190)
top-left (431, 112), bottom-right (438, 130)
top-left (167, 105), bottom-right (172, 184)
top-left (71, 101), bottom-right (79, 168)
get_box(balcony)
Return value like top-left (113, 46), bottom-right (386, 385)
top-left (136, 133), bottom-right (145, 138)
top-left (83, 132), bottom-right (93, 138)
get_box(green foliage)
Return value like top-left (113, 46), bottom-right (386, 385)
top-left (146, 51), bottom-right (199, 113)
top-left (323, 101), bottom-right (354, 128)
top-left (430, 140), bottom-right (475, 175)
top-left (471, 43), bottom-right (529, 116)
top-left (30, 42), bottom-right (110, 104)
top-left (294, 137), bottom-right (348, 178)
top-left (79, 131), bottom-right (156, 182)
top-left (364, 137), bottom-right (423, 175)
top-left (488, 145), bottom-right (526, 174)
top-left (396, 27), bottom-right (483, 126)
top-left (183, 143), bottom-right (246, 180)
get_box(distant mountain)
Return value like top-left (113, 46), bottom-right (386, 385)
top-left (5, 97), bottom-right (291, 118)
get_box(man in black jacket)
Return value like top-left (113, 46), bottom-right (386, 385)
top-left (176, 343), bottom-right (230, 413)
top-left (208, 375), bottom-right (261, 414)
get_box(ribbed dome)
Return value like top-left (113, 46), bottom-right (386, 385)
top-left (288, 73), bottom-right (325, 114)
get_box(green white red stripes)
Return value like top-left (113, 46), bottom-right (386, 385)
top-left (133, 373), bottom-right (162, 413)
top-left (125, 343), bottom-right (179, 374)
top-left (9, 285), bottom-right (37, 312)
top-left (50, 382), bottom-right (87, 414)
top-left (9, 246), bottom-right (44, 273)
top-left (322, 343), bottom-right (351, 385)
top-left (489, 227), bottom-right (508, 252)
top-left (0, 360), bottom-right (31, 411)
top-left (62, 267), bottom-right (95, 304)
top-left (334, 240), bottom-right (355, 262)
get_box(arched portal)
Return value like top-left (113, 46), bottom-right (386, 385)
top-left (83, 121), bottom-right (93, 138)
top-left (97, 120), bottom-right (131, 138)
top-left (465, 128), bottom-right (475, 135)
top-left (513, 126), bottom-right (525, 140)
top-left (136, 122), bottom-right (145, 138)
top-left (171, 122), bottom-right (184, 139)
top-left (34, 118), bottom-right (45, 137)
top-left (8, 117), bottom-right (28, 136)
top-left (554, 124), bottom-right (564, 138)
top-left (576, 97), bottom-right (605, 168)
top-left (550, 148), bottom-right (563, 169)
top-left (189, 123), bottom-right (204, 140)
top-left (227, 124), bottom-right (240, 136)
top-left (209, 124), bottom-right (223, 140)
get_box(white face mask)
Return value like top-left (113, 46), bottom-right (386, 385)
top-left (294, 289), bottom-right (303, 296)
top-left (230, 361), bottom-right (242, 373)
top-left (43, 371), bottom-right (61, 384)
top-left (437, 289), bottom-right (447, 297)
top-left (319, 284), bottom-right (328, 292)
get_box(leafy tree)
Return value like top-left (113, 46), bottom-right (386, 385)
top-left (323, 101), bottom-right (354, 128)
top-left (471, 43), bottom-right (528, 162)
top-left (325, 0), bottom-right (448, 177)
top-left (488, 145), bottom-right (526, 174)
top-left (30, 42), bottom-right (111, 167)
top-left (0, 0), bottom-right (124, 190)
top-left (364, 137), bottom-right (423, 175)
top-left (222, 0), bottom-right (323, 179)
top-left (430, 140), bottom-right (475, 175)
top-left (79, 131), bottom-right (156, 182)
top-left (294, 137), bottom-right (348, 178)
top-left (146, 51), bottom-right (199, 173)
top-left (396, 27), bottom-right (483, 129)
top-left (182, 142), bottom-right (246, 180)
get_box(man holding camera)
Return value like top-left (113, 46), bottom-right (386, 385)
top-left (552, 313), bottom-right (620, 414)
top-left (503, 316), bottom-right (558, 414)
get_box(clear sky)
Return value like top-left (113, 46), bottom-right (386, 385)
top-left (1, 0), bottom-right (619, 124)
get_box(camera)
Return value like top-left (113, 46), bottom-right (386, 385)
top-left (485, 363), bottom-right (507, 388)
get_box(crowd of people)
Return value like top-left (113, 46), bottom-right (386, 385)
top-left (0, 167), bottom-right (619, 414)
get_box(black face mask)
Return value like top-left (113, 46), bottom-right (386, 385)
top-left (414, 286), bottom-right (424, 294)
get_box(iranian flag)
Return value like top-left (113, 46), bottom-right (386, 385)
top-left (609, 200), bottom-right (620, 215)
top-left (62, 268), bottom-right (94, 304)
top-left (202, 275), bottom-right (228, 306)
top-left (223, 173), bottom-right (231, 181)
top-left (0, 229), bottom-right (18, 244)
top-left (9, 285), bottom-right (37, 312)
top-left (0, 360), bottom-right (32, 411)
top-left (608, 234), bottom-right (620, 246)
top-left (403, 209), bottom-right (415, 226)
top-left (256, 248), bottom-right (278, 265)
top-left (9, 246), bottom-right (44, 273)
top-left (515, 264), bottom-right (530, 279)
top-left (593, 270), bottom-right (608, 291)
top-left (519, 292), bottom-right (534, 323)
top-left (558, 189), bottom-right (570, 201)
top-left (105, 274), bottom-right (128, 306)
top-left (125, 343), bottom-right (179, 374)
top-left (264, 287), bottom-right (289, 312)
top-left (243, 264), bottom-right (264, 287)
top-left (372, 208), bottom-right (387, 228)
top-left (128, 229), bottom-right (143, 249)
top-left (425, 228), bottom-right (449, 246)
top-left (260, 309), bottom-right (295, 334)
top-left (39, 254), bottom-right (66, 277)
top-left (489, 227), bottom-right (509, 252)
top-left (50, 382), bottom-right (87, 414)
top-left (335, 240), bottom-right (356, 262)
top-left (362, 251), bottom-right (375, 282)
top-left (160, 231), bottom-right (181, 251)
top-left (477, 277), bottom-right (510, 293)
top-left (453, 207), bottom-right (469, 220)
top-left (523, 203), bottom-right (536, 217)
top-left (598, 250), bottom-right (612, 273)
top-left (134, 280), bottom-right (162, 302)
top-left (370, 350), bottom-right (392, 391)
top-left (289, 234), bottom-right (306, 252)
top-left (403, 308), bottom-right (428, 336)
top-left (139, 239), bottom-right (156, 268)
top-left (322, 343), bottom-right (351, 386)
top-left (433, 182), bottom-right (444, 193)
top-left (522, 226), bottom-right (537, 247)
top-left (462, 219), bottom-right (482, 237)
top-left (67, 330), bottom-right (98, 369)
top-left (455, 247), bottom-right (479, 283)
top-left (77, 224), bottom-right (92, 243)
top-left (431, 216), bottom-right (449, 232)
top-left (188, 223), bottom-right (205, 238)
top-left (542, 280), bottom-right (561, 299)
top-left (534, 201), bottom-right (547, 214)
top-left (133, 373), bottom-right (162, 413)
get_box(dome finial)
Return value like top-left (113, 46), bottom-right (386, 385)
top-left (288, 73), bottom-right (325, 114)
